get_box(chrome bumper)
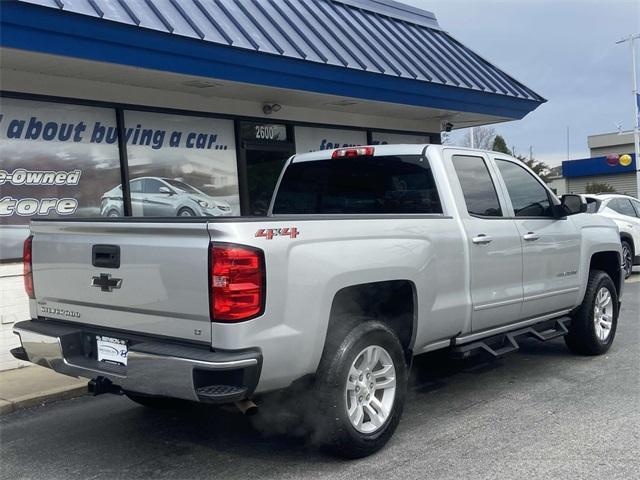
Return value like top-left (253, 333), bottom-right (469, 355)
top-left (13, 320), bottom-right (261, 403)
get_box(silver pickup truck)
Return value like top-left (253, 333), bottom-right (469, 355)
top-left (13, 144), bottom-right (624, 458)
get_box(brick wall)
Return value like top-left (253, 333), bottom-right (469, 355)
top-left (1, 263), bottom-right (30, 370)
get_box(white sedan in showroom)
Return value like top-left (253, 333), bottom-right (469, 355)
top-left (584, 193), bottom-right (640, 278)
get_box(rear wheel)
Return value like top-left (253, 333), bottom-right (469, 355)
top-left (621, 240), bottom-right (633, 279)
top-left (310, 321), bottom-right (407, 458)
top-left (565, 270), bottom-right (618, 355)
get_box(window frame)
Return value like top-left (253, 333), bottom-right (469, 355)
top-left (492, 156), bottom-right (559, 219)
top-left (270, 153), bottom-right (445, 216)
top-left (450, 153), bottom-right (506, 219)
top-left (608, 198), bottom-right (637, 217)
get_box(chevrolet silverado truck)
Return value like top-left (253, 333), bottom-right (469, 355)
top-left (13, 144), bottom-right (624, 458)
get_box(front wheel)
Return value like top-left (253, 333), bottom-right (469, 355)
top-left (565, 270), bottom-right (618, 355)
top-left (177, 207), bottom-right (195, 217)
top-left (311, 321), bottom-right (408, 458)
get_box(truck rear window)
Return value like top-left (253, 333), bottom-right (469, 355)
top-left (272, 155), bottom-right (442, 215)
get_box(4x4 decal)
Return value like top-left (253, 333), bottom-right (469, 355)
top-left (255, 227), bottom-right (299, 240)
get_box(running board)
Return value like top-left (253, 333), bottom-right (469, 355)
top-left (451, 317), bottom-right (571, 359)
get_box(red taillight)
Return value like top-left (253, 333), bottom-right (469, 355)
top-left (23, 235), bottom-right (34, 299)
top-left (332, 146), bottom-right (374, 159)
top-left (210, 243), bottom-right (265, 322)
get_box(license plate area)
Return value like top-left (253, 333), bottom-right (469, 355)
top-left (96, 335), bottom-right (128, 366)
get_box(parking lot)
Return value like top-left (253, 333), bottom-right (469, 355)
top-left (1, 279), bottom-right (638, 480)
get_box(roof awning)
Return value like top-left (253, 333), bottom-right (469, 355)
top-left (1, 0), bottom-right (545, 124)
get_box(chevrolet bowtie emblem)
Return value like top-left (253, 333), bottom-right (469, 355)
top-left (91, 273), bottom-right (122, 292)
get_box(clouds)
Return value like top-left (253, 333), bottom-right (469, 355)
top-left (401, 0), bottom-right (639, 164)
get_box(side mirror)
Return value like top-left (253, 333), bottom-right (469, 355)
top-left (158, 186), bottom-right (174, 195)
top-left (558, 194), bottom-right (587, 217)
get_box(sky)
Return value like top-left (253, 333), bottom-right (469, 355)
top-left (400, 0), bottom-right (640, 166)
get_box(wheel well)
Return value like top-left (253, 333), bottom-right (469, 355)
top-left (620, 233), bottom-right (634, 255)
top-left (590, 251), bottom-right (621, 295)
top-left (327, 280), bottom-right (416, 359)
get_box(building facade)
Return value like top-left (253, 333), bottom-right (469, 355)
top-left (0, 0), bottom-right (545, 369)
top-left (562, 132), bottom-right (638, 197)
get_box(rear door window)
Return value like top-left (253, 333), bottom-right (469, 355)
top-left (609, 198), bottom-right (637, 217)
top-left (272, 155), bottom-right (442, 214)
top-left (452, 155), bottom-right (502, 217)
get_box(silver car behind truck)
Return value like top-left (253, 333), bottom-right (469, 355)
top-left (100, 177), bottom-right (233, 217)
top-left (14, 144), bottom-right (624, 458)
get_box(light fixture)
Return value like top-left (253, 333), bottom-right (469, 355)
top-left (262, 103), bottom-right (282, 115)
top-left (442, 122), bottom-right (454, 132)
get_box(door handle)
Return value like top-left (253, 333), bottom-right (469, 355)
top-left (472, 234), bottom-right (493, 245)
top-left (523, 232), bottom-right (540, 241)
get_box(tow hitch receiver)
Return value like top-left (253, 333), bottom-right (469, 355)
top-left (88, 377), bottom-right (123, 396)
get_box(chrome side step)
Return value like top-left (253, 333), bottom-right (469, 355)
top-left (451, 317), bottom-right (571, 359)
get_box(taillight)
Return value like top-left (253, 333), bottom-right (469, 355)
top-left (23, 235), bottom-right (34, 299)
top-left (332, 146), bottom-right (374, 158)
top-left (210, 243), bottom-right (265, 322)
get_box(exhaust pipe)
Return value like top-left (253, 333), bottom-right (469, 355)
top-left (235, 399), bottom-right (258, 416)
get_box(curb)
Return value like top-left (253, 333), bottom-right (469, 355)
top-left (0, 384), bottom-right (87, 416)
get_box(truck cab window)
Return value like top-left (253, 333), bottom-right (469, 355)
top-left (495, 159), bottom-right (553, 217)
top-left (452, 155), bottom-right (502, 217)
top-left (272, 155), bottom-right (442, 214)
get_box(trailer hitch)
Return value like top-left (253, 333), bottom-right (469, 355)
top-left (87, 376), bottom-right (123, 396)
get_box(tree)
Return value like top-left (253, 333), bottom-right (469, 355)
top-left (461, 126), bottom-right (496, 150)
top-left (492, 135), bottom-right (512, 155)
top-left (585, 182), bottom-right (616, 194)
top-left (516, 155), bottom-right (552, 183)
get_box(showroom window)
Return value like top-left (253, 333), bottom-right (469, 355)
top-left (0, 98), bottom-right (123, 258)
top-left (123, 110), bottom-right (240, 217)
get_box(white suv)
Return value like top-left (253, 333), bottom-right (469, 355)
top-left (584, 194), bottom-right (640, 278)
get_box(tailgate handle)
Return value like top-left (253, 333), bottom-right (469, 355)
top-left (92, 245), bottom-right (120, 269)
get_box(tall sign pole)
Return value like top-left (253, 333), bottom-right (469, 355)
top-left (617, 33), bottom-right (640, 198)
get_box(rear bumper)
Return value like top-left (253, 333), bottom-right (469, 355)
top-left (12, 319), bottom-right (261, 404)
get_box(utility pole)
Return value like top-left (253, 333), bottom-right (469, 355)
top-left (616, 33), bottom-right (640, 198)
top-left (566, 126), bottom-right (570, 161)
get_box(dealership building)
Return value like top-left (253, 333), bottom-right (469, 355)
top-left (0, 0), bottom-right (544, 368)
top-left (557, 131), bottom-right (638, 197)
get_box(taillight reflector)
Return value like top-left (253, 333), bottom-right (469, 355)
top-left (23, 235), bottom-right (35, 299)
top-left (331, 146), bottom-right (374, 159)
top-left (210, 243), bottom-right (265, 322)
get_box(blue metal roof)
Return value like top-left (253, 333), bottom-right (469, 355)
top-left (13, 0), bottom-right (544, 105)
top-left (562, 154), bottom-right (637, 178)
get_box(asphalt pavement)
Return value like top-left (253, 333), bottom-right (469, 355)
top-left (1, 281), bottom-right (638, 480)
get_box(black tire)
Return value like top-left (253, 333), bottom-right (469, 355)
top-left (107, 210), bottom-right (120, 217)
top-left (177, 207), bottom-right (195, 217)
top-left (621, 240), bottom-right (633, 279)
top-left (124, 392), bottom-right (184, 409)
top-left (310, 320), bottom-right (408, 459)
top-left (565, 270), bottom-right (618, 355)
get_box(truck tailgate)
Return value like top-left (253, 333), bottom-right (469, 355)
top-left (29, 220), bottom-right (212, 344)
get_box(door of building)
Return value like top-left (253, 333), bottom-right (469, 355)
top-left (238, 121), bottom-right (295, 216)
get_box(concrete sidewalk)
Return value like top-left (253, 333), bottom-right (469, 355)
top-left (0, 365), bottom-right (87, 415)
